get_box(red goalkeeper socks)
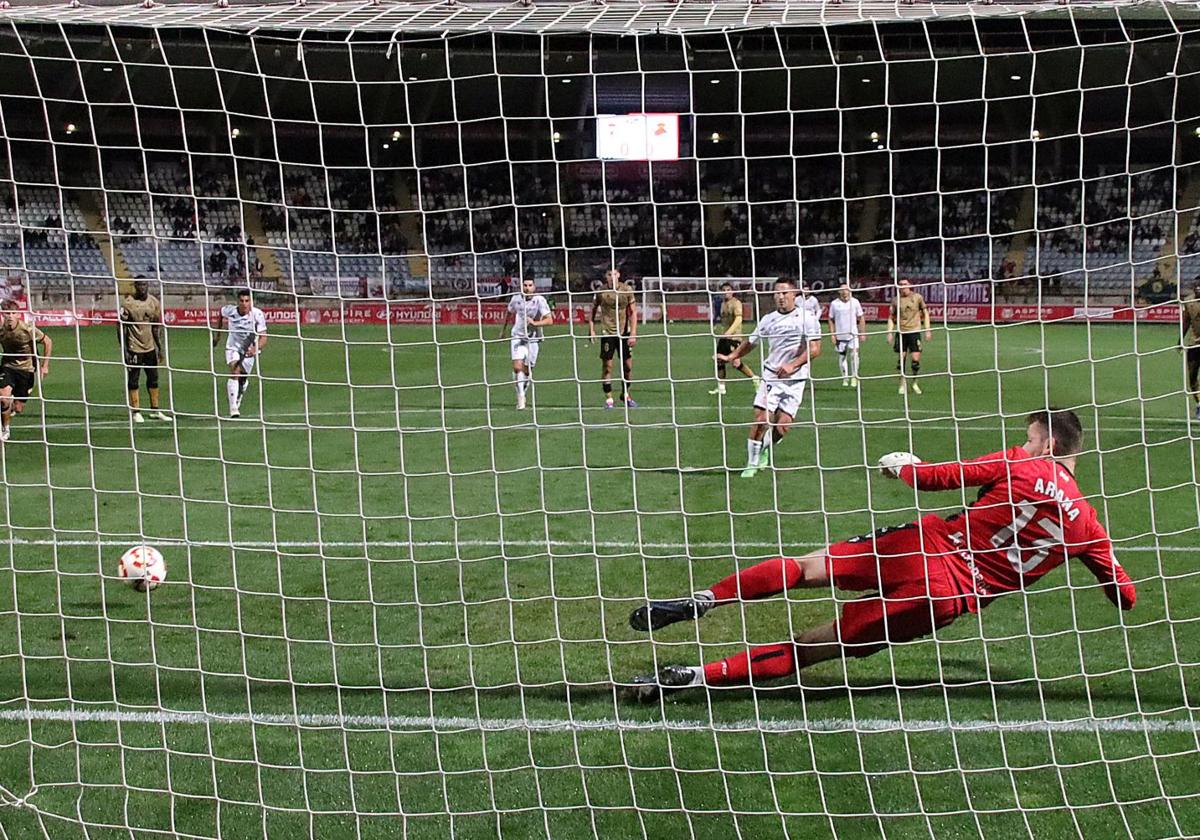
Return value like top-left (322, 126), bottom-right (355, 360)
top-left (703, 643), bottom-right (797, 686)
top-left (708, 556), bottom-right (803, 603)
top-left (696, 558), bottom-right (806, 686)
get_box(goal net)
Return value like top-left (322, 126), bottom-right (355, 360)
top-left (639, 276), bottom-right (762, 325)
top-left (0, 2), bottom-right (1197, 838)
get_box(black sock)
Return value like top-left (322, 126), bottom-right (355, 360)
top-left (911, 360), bottom-right (920, 376)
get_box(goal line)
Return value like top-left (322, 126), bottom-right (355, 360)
top-left (1, 706), bottom-right (1197, 736)
top-left (0, 537), bottom-right (1182, 554)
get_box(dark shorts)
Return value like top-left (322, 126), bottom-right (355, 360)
top-left (126, 351), bottom-right (160, 388)
top-left (716, 337), bottom-right (740, 358)
top-left (0, 367), bottom-right (35, 400)
top-left (600, 335), bottom-right (632, 362)
top-left (127, 350), bottom-right (159, 368)
top-left (825, 522), bottom-right (968, 654)
top-left (893, 332), bottom-right (922, 354)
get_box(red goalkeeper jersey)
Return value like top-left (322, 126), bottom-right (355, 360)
top-left (899, 446), bottom-right (1136, 611)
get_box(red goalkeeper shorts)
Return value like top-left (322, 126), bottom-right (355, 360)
top-left (825, 521), bottom-right (970, 655)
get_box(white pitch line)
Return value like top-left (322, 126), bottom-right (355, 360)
top-left (8, 418), bottom-right (1176, 437)
top-left (13, 403), bottom-right (1190, 430)
top-left (24, 403), bottom-right (1192, 421)
top-left (1, 707), bottom-right (1197, 735)
top-left (0, 537), bottom-right (1184, 554)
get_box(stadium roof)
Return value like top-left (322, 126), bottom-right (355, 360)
top-left (0, 0), bottom-right (1196, 35)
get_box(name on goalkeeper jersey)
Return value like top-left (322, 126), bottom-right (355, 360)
top-left (1033, 477), bottom-right (1080, 521)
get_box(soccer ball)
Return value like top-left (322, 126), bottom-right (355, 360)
top-left (119, 545), bottom-right (167, 592)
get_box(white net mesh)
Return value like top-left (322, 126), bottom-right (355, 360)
top-left (0, 5), bottom-right (1197, 839)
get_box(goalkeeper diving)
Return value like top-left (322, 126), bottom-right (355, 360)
top-left (624, 408), bottom-right (1136, 702)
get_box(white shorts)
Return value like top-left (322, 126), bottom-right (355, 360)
top-left (511, 338), bottom-right (540, 367)
top-left (754, 379), bottom-right (807, 418)
top-left (226, 348), bottom-right (257, 374)
top-left (835, 337), bottom-right (860, 353)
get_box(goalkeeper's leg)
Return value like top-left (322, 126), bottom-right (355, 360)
top-left (629, 553), bottom-right (824, 631)
top-left (675, 587), bottom-right (959, 694)
top-left (627, 590), bottom-right (958, 702)
top-left (626, 622), bottom-right (844, 700)
top-left (626, 529), bottom-right (969, 701)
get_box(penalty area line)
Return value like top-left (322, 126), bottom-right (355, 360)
top-left (0, 707), bottom-right (1198, 735)
top-left (0, 537), bottom-right (1184, 554)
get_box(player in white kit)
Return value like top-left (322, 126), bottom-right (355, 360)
top-left (716, 279), bottom-right (822, 479)
top-left (800, 284), bottom-right (822, 379)
top-left (828, 283), bottom-right (867, 387)
top-left (500, 278), bottom-right (554, 409)
top-left (212, 288), bottom-right (268, 418)
top-left (800, 284), bottom-right (821, 320)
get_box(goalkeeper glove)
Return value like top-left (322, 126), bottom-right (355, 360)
top-left (878, 451), bottom-right (921, 479)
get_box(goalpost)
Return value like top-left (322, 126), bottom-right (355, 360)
top-left (0, 2), bottom-right (1197, 839)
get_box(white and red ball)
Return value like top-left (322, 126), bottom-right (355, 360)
top-left (119, 545), bottom-right (167, 592)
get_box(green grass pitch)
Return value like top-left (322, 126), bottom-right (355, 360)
top-left (0, 316), bottom-right (1197, 839)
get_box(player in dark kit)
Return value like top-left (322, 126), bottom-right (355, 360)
top-left (0, 300), bottom-right (52, 442)
top-left (588, 268), bottom-right (638, 408)
top-left (1181, 277), bottom-right (1200, 421)
top-left (623, 408), bottom-right (1136, 702)
top-left (120, 279), bottom-right (171, 423)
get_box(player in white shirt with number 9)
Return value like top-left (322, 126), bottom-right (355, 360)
top-left (500, 278), bottom-right (554, 410)
top-left (717, 279), bottom-right (822, 479)
top-left (828, 283), bottom-right (867, 387)
top-left (212, 288), bottom-right (268, 419)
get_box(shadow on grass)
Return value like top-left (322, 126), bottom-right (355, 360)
top-left (33, 654), bottom-right (1185, 726)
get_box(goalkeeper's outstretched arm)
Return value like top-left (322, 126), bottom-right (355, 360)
top-left (896, 450), bottom-right (1012, 491)
top-left (1079, 520), bottom-right (1137, 610)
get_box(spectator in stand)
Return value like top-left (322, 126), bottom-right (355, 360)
top-left (1139, 267), bottom-right (1176, 305)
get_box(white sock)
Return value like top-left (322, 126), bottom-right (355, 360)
top-left (226, 379), bottom-right (238, 411)
top-left (516, 371), bottom-right (527, 397)
top-left (683, 666), bottom-right (704, 687)
top-left (838, 354), bottom-right (848, 378)
top-left (747, 439), bottom-right (762, 466)
top-left (851, 349), bottom-right (860, 378)
top-left (717, 381), bottom-right (726, 394)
